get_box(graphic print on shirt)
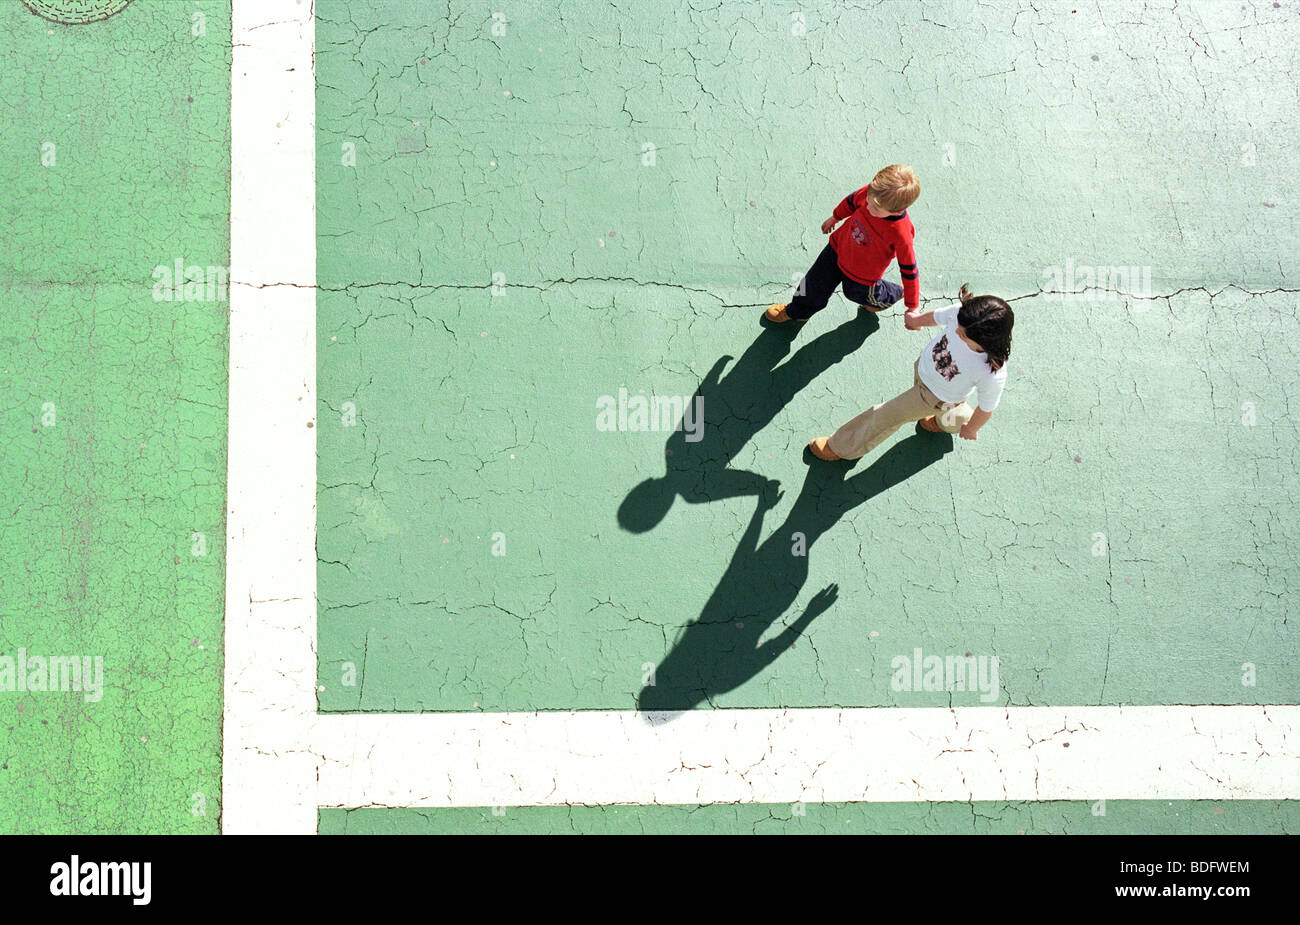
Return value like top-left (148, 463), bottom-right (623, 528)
top-left (932, 334), bottom-right (960, 381)
top-left (849, 217), bottom-right (870, 246)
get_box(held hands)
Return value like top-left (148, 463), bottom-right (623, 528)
top-left (820, 216), bottom-right (837, 234)
top-left (903, 310), bottom-right (924, 330)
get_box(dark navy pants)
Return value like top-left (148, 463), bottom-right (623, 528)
top-left (786, 245), bottom-right (904, 320)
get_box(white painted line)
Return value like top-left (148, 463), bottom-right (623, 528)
top-left (312, 706), bottom-right (1300, 811)
top-left (224, 0), bottom-right (319, 835)
top-left (222, 2), bottom-right (1300, 834)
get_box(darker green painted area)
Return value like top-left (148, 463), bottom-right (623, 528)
top-left (321, 801), bottom-right (1300, 835)
top-left (315, 1), bottom-right (1298, 714)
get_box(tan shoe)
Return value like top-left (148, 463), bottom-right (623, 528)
top-left (808, 437), bottom-right (841, 461)
top-left (918, 415), bottom-right (942, 433)
top-left (764, 303), bottom-right (791, 323)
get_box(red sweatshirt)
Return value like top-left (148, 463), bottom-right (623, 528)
top-left (828, 185), bottom-right (919, 309)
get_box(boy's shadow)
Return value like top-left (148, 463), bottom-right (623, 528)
top-left (617, 312), bottom-right (880, 533)
top-left (637, 433), bottom-right (954, 716)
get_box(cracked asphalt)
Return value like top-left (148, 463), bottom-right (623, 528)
top-left (1, 0), bottom-right (1294, 837)
top-left (321, 798), bottom-right (1300, 835)
top-left (316, 0), bottom-right (1298, 721)
top-left (1, 0), bottom-right (229, 832)
top-left (305, 0), bottom-right (1300, 831)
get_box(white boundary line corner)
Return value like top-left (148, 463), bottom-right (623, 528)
top-left (224, 0), bottom-right (1300, 835)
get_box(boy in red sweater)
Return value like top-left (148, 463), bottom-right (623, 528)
top-left (766, 164), bottom-right (920, 324)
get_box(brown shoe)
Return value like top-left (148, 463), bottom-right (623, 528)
top-left (764, 303), bottom-right (791, 323)
top-left (918, 415), bottom-right (942, 433)
top-left (808, 437), bottom-right (841, 461)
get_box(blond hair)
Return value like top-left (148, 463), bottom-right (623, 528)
top-left (868, 164), bottom-right (920, 213)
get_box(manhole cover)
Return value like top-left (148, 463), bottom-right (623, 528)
top-left (22, 0), bottom-right (134, 24)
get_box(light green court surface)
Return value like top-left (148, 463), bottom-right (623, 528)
top-left (316, 0), bottom-right (1298, 714)
top-left (320, 801), bottom-right (1300, 835)
top-left (0, 0), bottom-right (229, 832)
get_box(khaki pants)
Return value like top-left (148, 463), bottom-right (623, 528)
top-left (827, 361), bottom-right (975, 459)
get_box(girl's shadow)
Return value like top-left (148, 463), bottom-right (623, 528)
top-left (637, 432), bottom-right (954, 717)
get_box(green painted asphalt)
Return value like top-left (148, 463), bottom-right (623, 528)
top-left (0, 0), bottom-right (229, 833)
top-left (320, 801), bottom-right (1300, 835)
top-left (2, 0), bottom-right (1296, 833)
top-left (316, 0), bottom-right (1299, 713)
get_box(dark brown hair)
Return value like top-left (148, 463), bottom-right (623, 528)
top-left (957, 285), bottom-right (1013, 371)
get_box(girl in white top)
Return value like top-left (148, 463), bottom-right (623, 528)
top-left (810, 286), bottom-right (1014, 460)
